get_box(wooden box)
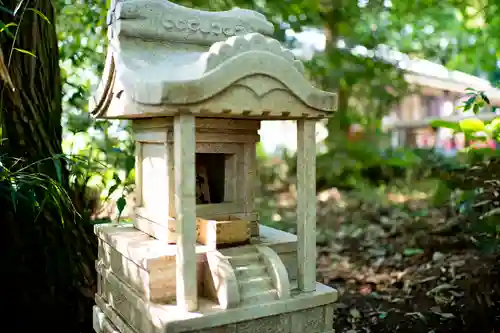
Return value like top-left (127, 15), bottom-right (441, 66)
top-left (135, 209), bottom-right (259, 244)
top-left (196, 216), bottom-right (250, 245)
top-left (135, 214), bottom-right (250, 246)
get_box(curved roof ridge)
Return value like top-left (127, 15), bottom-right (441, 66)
top-left (90, 1), bottom-right (337, 120)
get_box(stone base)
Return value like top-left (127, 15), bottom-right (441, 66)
top-left (94, 222), bottom-right (334, 333)
top-left (94, 282), bottom-right (337, 333)
top-left (95, 223), bottom-right (299, 303)
top-left (93, 305), bottom-right (120, 333)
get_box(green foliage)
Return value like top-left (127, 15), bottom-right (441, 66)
top-left (431, 89), bottom-right (500, 142)
top-left (63, 131), bottom-right (135, 221)
top-left (0, 154), bottom-right (74, 219)
top-left (431, 90), bottom-right (500, 252)
top-left (290, 135), bottom-right (423, 190)
top-left (52, 0), bottom-right (137, 217)
top-left (4, 0), bottom-right (500, 329)
top-left (46, 0), bottom-right (500, 222)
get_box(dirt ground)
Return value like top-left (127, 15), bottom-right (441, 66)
top-left (261, 185), bottom-right (500, 333)
top-left (321, 219), bottom-right (500, 333)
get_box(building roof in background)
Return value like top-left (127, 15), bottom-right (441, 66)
top-left (289, 28), bottom-right (500, 105)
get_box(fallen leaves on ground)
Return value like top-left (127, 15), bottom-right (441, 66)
top-left (259, 180), bottom-right (500, 333)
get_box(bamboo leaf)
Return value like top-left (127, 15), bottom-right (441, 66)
top-left (0, 5), bottom-right (14, 16)
top-left (53, 158), bottom-right (62, 183)
top-left (26, 8), bottom-right (51, 24)
top-left (13, 48), bottom-right (36, 58)
top-left (13, 0), bottom-right (24, 16)
top-left (0, 22), bottom-right (16, 33)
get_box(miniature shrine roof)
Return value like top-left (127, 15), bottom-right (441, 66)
top-left (90, 0), bottom-right (337, 120)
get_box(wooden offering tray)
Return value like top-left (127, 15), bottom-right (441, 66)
top-left (196, 215), bottom-right (250, 246)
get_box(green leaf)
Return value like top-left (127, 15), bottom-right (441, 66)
top-left (459, 118), bottom-right (485, 132)
top-left (0, 20), bottom-right (15, 38)
top-left (430, 120), bottom-right (460, 131)
top-left (26, 8), bottom-right (51, 24)
top-left (13, 0), bottom-right (24, 16)
top-left (463, 96), bottom-right (476, 112)
top-left (53, 158), bottom-right (62, 183)
top-left (433, 181), bottom-right (453, 206)
top-left (13, 48), bottom-right (36, 58)
top-left (0, 6), bottom-right (14, 16)
top-left (480, 92), bottom-right (491, 105)
top-left (488, 118), bottom-right (500, 132)
top-left (403, 248), bottom-right (424, 256)
top-left (106, 183), bottom-right (120, 200)
top-left (116, 195), bottom-right (127, 217)
top-left (473, 103), bottom-right (480, 114)
top-left (378, 312), bottom-right (388, 319)
top-left (113, 172), bottom-right (121, 184)
top-left (0, 22), bottom-right (16, 32)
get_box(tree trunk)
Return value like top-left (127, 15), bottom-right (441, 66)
top-left (0, 1), bottom-right (96, 332)
top-left (0, 2), bottom-right (63, 166)
top-left (322, 3), bottom-right (353, 148)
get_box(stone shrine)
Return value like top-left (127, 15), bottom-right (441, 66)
top-left (91, 1), bottom-right (338, 332)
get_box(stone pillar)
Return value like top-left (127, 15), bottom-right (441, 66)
top-left (173, 113), bottom-right (198, 311)
top-left (296, 119), bottom-right (317, 292)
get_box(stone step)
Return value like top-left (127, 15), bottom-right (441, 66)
top-left (240, 288), bottom-right (278, 305)
top-left (219, 244), bottom-right (259, 256)
top-left (233, 263), bottom-right (268, 280)
top-left (208, 245), bottom-right (290, 308)
top-left (238, 276), bottom-right (273, 296)
top-left (221, 247), bottom-right (261, 267)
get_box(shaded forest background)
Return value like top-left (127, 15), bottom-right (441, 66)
top-left (2, 0), bottom-right (500, 332)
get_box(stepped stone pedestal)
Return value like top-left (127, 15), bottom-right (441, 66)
top-left (94, 223), bottom-right (337, 333)
top-left (90, 0), bottom-right (338, 332)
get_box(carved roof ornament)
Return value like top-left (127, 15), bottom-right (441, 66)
top-left (91, 0), bottom-right (337, 119)
top-left (205, 33), bottom-right (305, 74)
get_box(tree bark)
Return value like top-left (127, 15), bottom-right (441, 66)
top-left (322, 3), bottom-right (353, 147)
top-left (0, 1), bottom-right (95, 332)
top-left (0, 1), bottom-right (63, 167)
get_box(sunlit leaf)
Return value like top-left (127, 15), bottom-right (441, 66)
top-left (112, 172), bottom-right (121, 184)
top-left (13, 0), bottom-right (24, 16)
top-left (0, 21), bottom-right (16, 32)
top-left (459, 118), bottom-right (485, 132)
top-left (26, 8), bottom-right (51, 24)
top-left (106, 183), bottom-right (119, 200)
top-left (13, 48), bottom-right (36, 58)
top-left (430, 120), bottom-right (460, 131)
